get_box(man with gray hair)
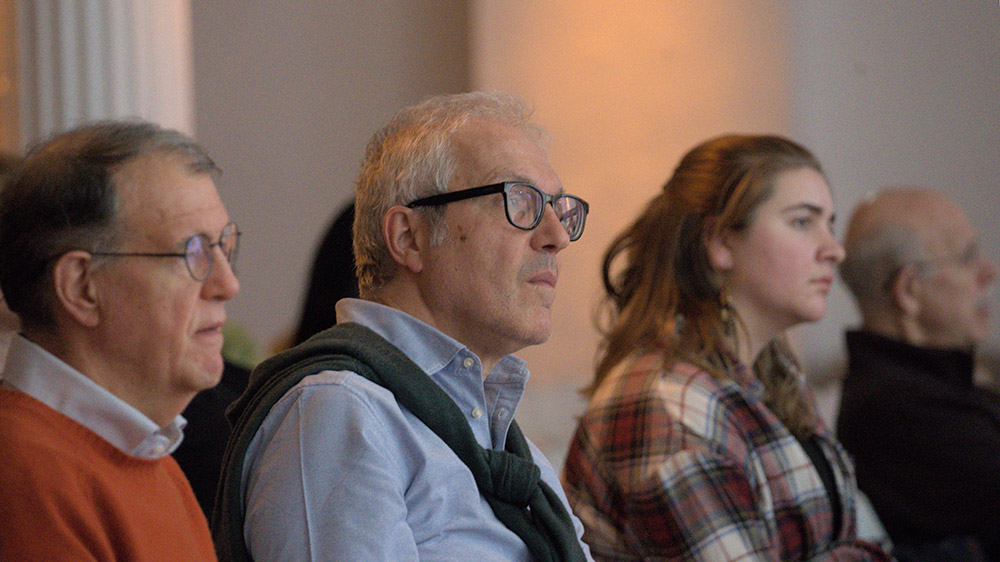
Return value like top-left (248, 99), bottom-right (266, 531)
top-left (0, 121), bottom-right (240, 560)
top-left (213, 92), bottom-right (592, 561)
top-left (836, 187), bottom-right (999, 562)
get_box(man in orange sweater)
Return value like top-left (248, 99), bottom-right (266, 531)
top-left (0, 121), bottom-right (240, 561)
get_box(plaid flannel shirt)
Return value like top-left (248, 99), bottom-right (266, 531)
top-left (562, 351), bottom-right (891, 561)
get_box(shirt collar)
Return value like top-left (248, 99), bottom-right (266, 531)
top-left (334, 298), bottom-right (530, 383)
top-left (0, 335), bottom-right (185, 458)
top-left (722, 358), bottom-right (764, 401)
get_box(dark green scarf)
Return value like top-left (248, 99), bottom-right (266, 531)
top-left (211, 322), bottom-right (586, 562)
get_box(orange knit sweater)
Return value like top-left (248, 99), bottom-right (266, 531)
top-left (0, 388), bottom-right (218, 561)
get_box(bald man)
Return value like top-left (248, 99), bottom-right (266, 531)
top-left (837, 187), bottom-right (999, 562)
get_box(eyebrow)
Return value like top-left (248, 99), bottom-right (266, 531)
top-left (781, 203), bottom-right (837, 224)
top-left (957, 238), bottom-right (979, 255)
top-left (503, 175), bottom-right (566, 196)
top-left (780, 202), bottom-right (825, 214)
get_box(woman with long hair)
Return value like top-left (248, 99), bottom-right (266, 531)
top-left (562, 134), bottom-right (890, 561)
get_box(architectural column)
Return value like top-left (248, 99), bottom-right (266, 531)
top-left (0, 0), bottom-right (19, 152)
top-left (14, 0), bottom-right (193, 148)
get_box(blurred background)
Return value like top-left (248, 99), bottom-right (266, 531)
top-left (2, 0), bottom-right (997, 464)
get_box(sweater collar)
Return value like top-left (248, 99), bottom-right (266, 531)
top-left (845, 330), bottom-right (976, 388)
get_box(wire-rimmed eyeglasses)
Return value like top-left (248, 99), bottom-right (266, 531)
top-left (883, 240), bottom-right (981, 291)
top-left (405, 182), bottom-right (589, 241)
top-left (90, 222), bottom-right (241, 281)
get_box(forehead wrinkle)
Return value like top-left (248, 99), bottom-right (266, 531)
top-left (113, 155), bottom-right (227, 250)
top-left (472, 163), bottom-right (561, 194)
top-left (455, 120), bottom-right (558, 188)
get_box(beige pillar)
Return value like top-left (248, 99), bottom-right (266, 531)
top-left (0, 0), bottom-right (18, 152)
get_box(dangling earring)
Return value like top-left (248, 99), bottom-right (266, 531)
top-left (719, 285), bottom-right (735, 333)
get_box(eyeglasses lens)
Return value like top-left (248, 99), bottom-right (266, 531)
top-left (183, 223), bottom-right (240, 281)
top-left (555, 197), bottom-right (586, 241)
top-left (505, 183), bottom-right (588, 240)
top-left (220, 222), bottom-right (240, 266)
top-left (959, 244), bottom-right (979, 267)
top-left (506, 184), bottom-right (543, 229)
top-left (185, 235), bottom-right (212, 281)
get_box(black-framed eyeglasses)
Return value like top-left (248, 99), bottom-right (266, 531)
top-left (90, 222), bottom-right (241, 281)
top-left (405, 182), bottom-right (589, 241)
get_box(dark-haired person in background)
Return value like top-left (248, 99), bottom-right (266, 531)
top-left (292, 201), bottom-right (359, 346)
top-left (0, 150), bottom-right (21, 363)
top-left (174, 358), bottom-right (251, 516)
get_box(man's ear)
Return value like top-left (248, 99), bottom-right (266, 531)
top-left (382, 205), bottom-right (427, 274)
top-left (51, 251), bottom-right (101, 328)
top-left (704, 224), bottom-right (735, 272)
top-left (889, 263), bottom-right (922, 316)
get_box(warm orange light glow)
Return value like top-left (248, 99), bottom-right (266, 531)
top-left (472, 1), bottom-right (796, 389)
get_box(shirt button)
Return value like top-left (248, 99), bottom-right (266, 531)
top-left (471, 407), bottom-right (483, 418)
top-left (462, 357), bottom-right (475, 369)
top-left (497, 407), bottom-right (508, 419)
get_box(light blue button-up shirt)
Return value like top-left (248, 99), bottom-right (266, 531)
top-left (0, 335), bottom-right (185, 459)
top-left (242, 298), bottom-right (592, 561)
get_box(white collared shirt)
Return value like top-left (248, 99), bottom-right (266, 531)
top-left (0, 335), bottom-right (185, 459)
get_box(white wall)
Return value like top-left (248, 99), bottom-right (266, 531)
top-left (788, 1), bottom-right (1000, 379)
top-left (191, 0), bottom-right (468, 357)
